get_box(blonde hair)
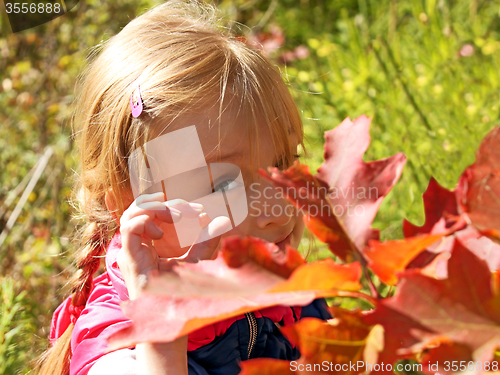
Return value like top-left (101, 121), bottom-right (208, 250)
top-left (34, 1), bottom-right (305, 373)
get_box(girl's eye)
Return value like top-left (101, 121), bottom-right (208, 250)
top-left (214, 179), bottom-right (242, 193)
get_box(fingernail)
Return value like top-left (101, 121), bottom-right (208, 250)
top-left (207, 217), bottom-right (232, 237)
top-left (199, 212), bottom-right (211, 229)
top-left (170, 208), bottom-right (182, 222)
top-left (155, 225), bottom-right (164, 236)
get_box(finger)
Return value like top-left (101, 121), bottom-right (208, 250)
top-left (119, 216), bottom-right (162, 275)
top-left (120, 214), bottom-right (165, 251)
top-left (198, 212), bottom-right (211, 229)
top-left (135, 191), bottom-right (166, 205)
top-left (166, 200), bottom-right (204, 219)
top-left (121, 201), bottom-right (182, 226)
top-left (127, 195), bottom-right (202, 223)
top-left (180, 216), bottom-right (232, 262)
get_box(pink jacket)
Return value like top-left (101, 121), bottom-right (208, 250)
top-left (49, 231), bottom-right (301, 375)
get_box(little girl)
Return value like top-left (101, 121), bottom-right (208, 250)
top-left (36, 1), bottom-right (330, 374)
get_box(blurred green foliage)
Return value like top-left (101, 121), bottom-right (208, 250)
top-left (274, 0), bottom-right (500, 243)
top-left (1, 1), bottom-right (168, 372)
top-left (0, 0), bottom-right (499, 372)
top-left (0, 278), bottom-right (35, 375)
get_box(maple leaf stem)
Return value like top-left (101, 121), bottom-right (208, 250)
top-left (363, 261), bottom-right (382, 300)
top-left (355, 250), bottom-right (382, 300)
top-left (336, 291), bottom-right (377, 306)
top-left (386, 285), bottom-right (394, 298)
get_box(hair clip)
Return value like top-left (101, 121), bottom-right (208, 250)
top-left (130, 84), bottom-right (143, 118)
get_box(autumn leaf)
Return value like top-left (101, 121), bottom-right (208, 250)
top-left (401, 177), bottom-right (467, 272)
top-left (420, 342), bottom-right (474, 375)
top-left (223, 237), bottom-right (362, 295)
top-left (462, 233), bottom-right (500, 272)
top-left (373, 239), bottom-right (500, 364)
top-left (362, 303), bottom-right (434, 371)
top-left (364, 234), bottom-right (444, 285)
top-left (402, 172), bottom-right (500, 275)
top-left (403, 177), bottom-right (459, 237)
top-left (260, 116), bottom-right (406, 262)
top-left (239, 359), bottom-right (292, 375)
top-left (259, 162), bottom-right (356, 261)
top-left (457, 126), bottom-right (500, 241)
top-left (414, 226), bottom-right (500, 279)
top-left (105, 236), bottom-right (361, 351)
top-left (316, 115), bottom-right (406, 254)
top-left (240, 309), bottom-right (383, 375)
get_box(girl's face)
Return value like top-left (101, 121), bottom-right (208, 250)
top-left (143, 103), bottom-right (305, 259)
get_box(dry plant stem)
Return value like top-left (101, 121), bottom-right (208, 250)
top-left (0, 147), bottom-right (53, 247)
top-left (362, 260), bottom-right (382, 300)
top-left (378, 36), bottom-right (432, 132)
top-left (0, 160), bottom-right (35, 219)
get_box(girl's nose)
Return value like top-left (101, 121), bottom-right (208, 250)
top-left (249, 183), bottom-right (294, 229)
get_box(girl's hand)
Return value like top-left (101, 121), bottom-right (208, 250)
top-left (120, 191), bottom-right (236, 375)
top-left (117, 191), bottom-right (231, 300)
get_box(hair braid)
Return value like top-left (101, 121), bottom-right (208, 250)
top-left (33, 192), bottom-right (116, 375)
top-left (70, 220), bottom-right (109, 308)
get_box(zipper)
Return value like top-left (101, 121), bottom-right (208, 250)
top-left (245, 312), bottom-right (258, 359)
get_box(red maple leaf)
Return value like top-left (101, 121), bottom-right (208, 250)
top-left (364, 234), bottom-right (444, 285)
top-left (259, 162), bottom-right (356, 261)
top-left (105, 236), bottom-right (361, 351)
top-left (370, 239), bottom-right (500, 366)
top-left (457, 126), bottom-right (500, 242)
top-left (316, 115), bottom-right (406, 254)
top-left (260, 116), bottom-right (406, 262)
top-left (402, 164), bottom-right (500, 276)
top-left (403, 177), bottom-right (460, 237)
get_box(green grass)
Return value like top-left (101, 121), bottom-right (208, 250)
top-left (275, 0), bottom-right (500, 257)
top-left (0, 278), bottom-right (36, 375)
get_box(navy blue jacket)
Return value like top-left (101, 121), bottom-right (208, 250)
top-left (187, 299), bottom-right (331, 374)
